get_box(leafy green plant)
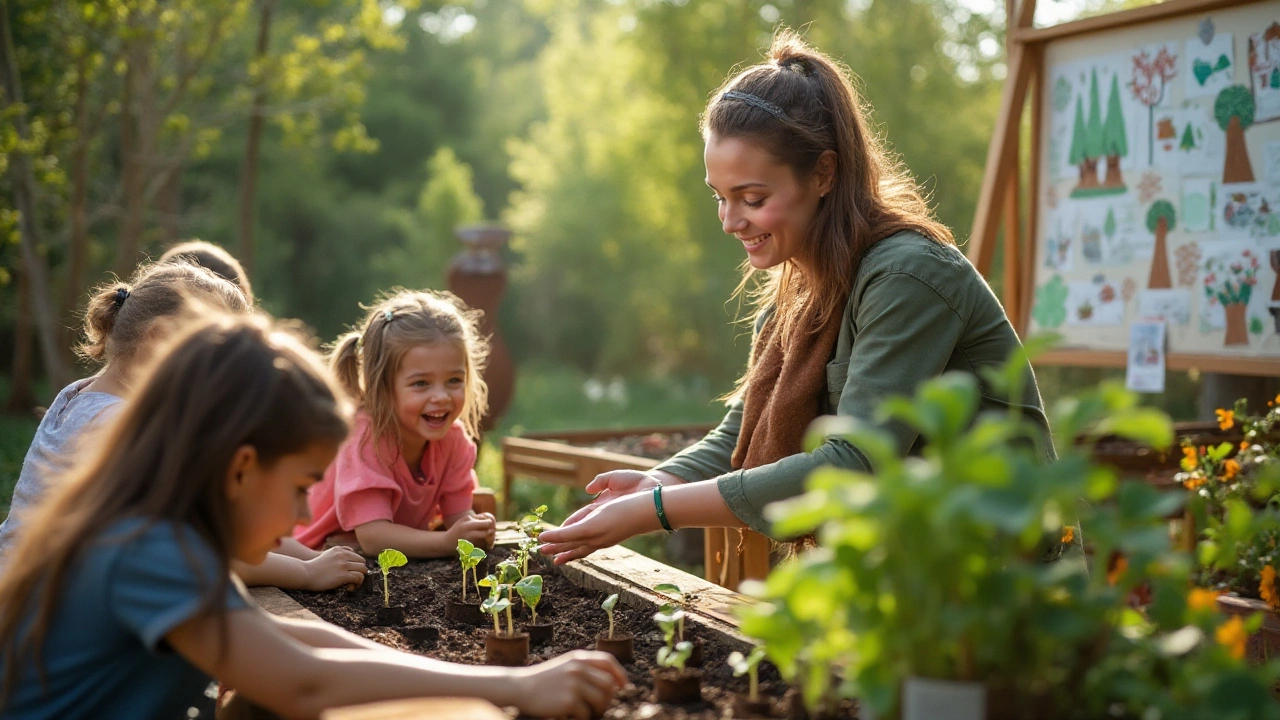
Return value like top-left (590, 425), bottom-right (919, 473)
top-left (515, 575), bottom-right (544, 624)
top-left (515, 504), bottom-right (550, 576)
top-left (457, 539), bottom-right (487, 602)
top-left (479, 575), bottom-right (512, 636)
top-left (654, 583), bottom-right (688, 641)
top-left (376, 549), bottom-right (407, 608)
top-left (728, 647), bottom-right (767, 702)
top-left (654, 607), bottom-right (692, 671)
top-left (602, 593), bottom-right (620, 640)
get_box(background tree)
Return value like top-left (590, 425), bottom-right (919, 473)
top-left (1215, 84), bottom-right (1256, 183)
top-left (1146, 199), bottom-right (1176, 290)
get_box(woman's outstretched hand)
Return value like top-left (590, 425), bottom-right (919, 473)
top-left (562, 469), bottom-right (682, 527)
top-left (538, 492), bottom-right (657, 565)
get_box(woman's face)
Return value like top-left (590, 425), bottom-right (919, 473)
top-left (704, 133), bottom-right (831, 270)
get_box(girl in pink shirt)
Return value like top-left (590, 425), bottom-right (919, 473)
top-left (295, 290), bottom-right (497, 556)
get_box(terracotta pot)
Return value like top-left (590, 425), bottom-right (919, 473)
top-left (653, 668), bottom-right (702, 704)
top-left (1218, 594), bottom-right (1280, 664)
top-left (731, 694), bottom-right (775, 718)
top-left (371, 606), bottom-right (405, 626)
top-left (526, 620), bottom-right (554, 646)
top-left (595, 632), bottom-right (635, 664)
top-left (401, 625), bottom-right (440, 645)
top-left (485, 631), bottom-right (530, 666)
top-left (445, 598), bottom-right (485, 626)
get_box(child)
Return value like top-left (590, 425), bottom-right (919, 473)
top-left (158, 238), bottom-right (255, 302)
top-left (294, 290), bottom-right (497, 557)
top-left (0, 314), bottom-right (625, 719)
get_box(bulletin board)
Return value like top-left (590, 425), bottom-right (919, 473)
top-left (968, 0), bottom-right (1280, 376)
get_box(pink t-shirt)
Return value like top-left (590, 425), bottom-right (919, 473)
top-left (294, 411), bottom-right (478, 549)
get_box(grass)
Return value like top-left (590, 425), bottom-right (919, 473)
top-left (0, 414), bottom-right (38, 522)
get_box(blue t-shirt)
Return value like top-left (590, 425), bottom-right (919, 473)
top-left (0, 518), bottom-right (250, 720)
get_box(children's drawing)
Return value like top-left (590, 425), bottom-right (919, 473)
top-left (1146, 199), bottom-right (1177, 288)
top-left (1216, 182), bottom-right (1280, 240)
top-left (1067, 275), bottom-right (1125, 326)
top-left (1216, 85), bottom-right (1258, 183)
top-left (1248, 22), bottom-right (1280, 123)
top-left (1186, 32), bottom-right (1234, 98)
top-left (1081, 219), bottom-right (1104, 263)
top-left (1137, 171), bottom-right (1163, 204)
top-left (1069, 66), bottom-right (1131, 197)
top-left (1200, 244), bottom-right (1261, 345)
top-left (1101, 202), bottom-right (1152, 263)
top-left (1182, 177), bottom-right (1215, 233)
top-left (1175, 242), bottom-right (1203, 288)
top-left (1044, 208), bottom-right (1076, 271)
top-left (1122, 277), bottom-right (1138, 302)
top-left (1032, 275), bottom-right (1069, 330)
top-left (1267, 142), bottom-right (1280, 185)
top-left (1153, 107), bottom-right (1223, 171)
top-left (1131, 43), bottom-right (1180, 166)
top-left (1137, 288), bottom-right (1191, 325)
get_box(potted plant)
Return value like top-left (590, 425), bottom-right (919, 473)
top-left (515, 574), bottom-right (552, 645)
top-left (655, 582), bottom-right (702, 666)
top-left (728, 646), bottom-right (773, 718)
top-left (594, 593), bottom-right (633, 663)
top-left (653, 608), bottom-right (701, 704)
top-left (480, 561), bottom-right (529, 666)
top-left (448, 539), bottom-right (488, 625)
top-left (371, 549), bottom-right (407, 626)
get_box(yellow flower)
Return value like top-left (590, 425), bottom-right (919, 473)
top-left (1188, 588), bottom-right (1222, 611)
top-left (1223, 459), bottom-right (1240, 482)
top-left (1181, 446), bottom-right (1198, 472)
top-left (1216, 408), bottom-right (1235, 430)
top-left (1061, 526), bottom-right (1075, 544)
top-left (1108, 556), bottom-right (1128, 586)
top-left (1183, 472), bottom-right (1207, 490)
top-left (1216, 615), bottom-right (1248, 660)
top-left (1262, 565), bottom-right (1279, 609)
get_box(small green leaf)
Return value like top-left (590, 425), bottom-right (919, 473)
top-left (378, 549), bottom-right (408, 573)
top-left (602, 593), bottom-right (618, 614)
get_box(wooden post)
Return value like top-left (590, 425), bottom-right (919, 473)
top-left (704, 528), bottom-right (771, 592)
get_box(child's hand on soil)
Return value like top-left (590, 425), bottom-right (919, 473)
top-left (302, 546), bottom-right (368, 591)
top-left (474, 511), bottom-right (497, 549)
top-left (514, 650), bottom-right (628, 719)
top-left (447, 513), bottom-right (495, 548)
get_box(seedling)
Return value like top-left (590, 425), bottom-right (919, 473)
top-left (514, 575), bottom-right (544, 624)
top-left (480, 580), bottom-right (512, 636)
top-left (653, 607), bottom-right (687, 648)
top-left (519, 504), bottom-right (548, 539)
top-left (456, 539), bottom-right (487, 602)
top-left (658, 641), bottom-right (694, 672)
top-left (728, 647), bottom-right (768, 702)
top-left (655, 583), bottom-right (688, 641)
top-left (377, 549), bottom-right (408, 608)
top-left (602, 593), bottom-right (621, 640)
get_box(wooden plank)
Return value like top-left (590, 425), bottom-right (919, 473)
top-left (502, 437), bottom-right (665, 470)
top-left (1033, 349), bottom-right (1280, 376)
top-left (522, 423), bottom-right (715, 443)
top-left (322, 699), bottom-right (507, 720)
top-left (1014, 0), bottom-right (1264, 44)
top-left (1002, 145), bottom-right (1022, 323)
top-left (249, 585), bottom-right (324, 622)
top-left (1019, 42), bottom-right (1044, 336)
top-left (704, 528), bottom-right (772, 592)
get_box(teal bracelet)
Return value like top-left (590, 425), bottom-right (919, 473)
top-left (653, 485), bottom-right (674, 533)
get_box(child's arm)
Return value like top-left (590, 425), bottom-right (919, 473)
top-left (353, 516), bottom-right (493, 558)
top-left (231, 547), bottom-right (367, 591)
top-left (275, 536), bottom-right (321, 561)
top-left (166, 606), bottom-right (626, 719)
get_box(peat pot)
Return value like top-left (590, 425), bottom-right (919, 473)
top-left (595, 632), bottom-right (635, 664)
top-left (485, 631), bottom-right (530, 667)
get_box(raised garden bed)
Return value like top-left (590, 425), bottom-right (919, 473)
top-left (272, 526), bottom-right (855, 719)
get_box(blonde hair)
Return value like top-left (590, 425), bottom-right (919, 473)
top-left (330, 289), bottom-right (489, 456)
top-left (158, 239), bottom-right (254, 302)
top-left (0, 314), bottom-right (351, 703)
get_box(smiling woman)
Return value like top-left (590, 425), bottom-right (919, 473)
top-left (539, 29), bottom-right (1057, 565)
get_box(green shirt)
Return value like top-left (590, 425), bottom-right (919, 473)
top-left (654, 232), bottom-right (1055, 537)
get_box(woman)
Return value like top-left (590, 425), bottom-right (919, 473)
top-left (539, 31), bottom-right (1053, 564)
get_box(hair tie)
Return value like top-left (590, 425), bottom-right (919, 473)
top-left (721, 91), bottom-right (788, 122)
top-left (113, 287), bottom-right (130, 309)
top-left (383, 309), bottom-right (394, 323)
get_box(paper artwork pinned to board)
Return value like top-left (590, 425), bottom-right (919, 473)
top-left (1176, 242), bottom-right (1204, 288)
top-left (1153, 106), bottom-right (1224, 172)
top-left (1137, 288), bottom-right (1192, 325)
top-left (1199, 244), bottom-right (1261, 346)
top-left (1044, 209), bottom-right (1076, 271)
top-left (1067, 62), bottom-right (1136, 197)
top-left (1137, 171), bottom-right (1164, 204)
top-left (1066, 275), bottom-right (1125, 326)
top-left (1131, 42), bottom-right (1181, 168)
top-left (1216, 182), bottom-right (1280, 239)
top-left (1101, 202), bottom-right (1153, 263)
top-left (1265, 142), bottom-right (1280, 186)
top-left (1032, 275), bottom-right (1070, 330)
top-left (1182, 177), bottom-right (1216, 232)
top-left (1247, 22), bottom-right (1280, 123)
top-left (1187, 32), bottom-right (1234, 98)
top-left (1145, 199), bottom-right (1177, 288)
top-left (1126, 322), bottom-right (1167, 394)
top-left (1217, 84), bottom-right (1259, 183)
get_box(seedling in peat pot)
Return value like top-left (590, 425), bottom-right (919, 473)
top-left (516, 574), bottom-right (553, 644)
top-left (656, 583), bottom-right (702, 665)
top-left (371, 549), bottom-right (408, 626)
top-left (456, 539), bottom-right (487, 602)
top-left (658, 641), bottom-right (694, 672)
top-left (728, 647), bottom-right (773, 717)
top-left (480, 571), bottom-right (529, 666)
top-left (603, 593), bottom-right (620, 640)
top-left (480, 579), bottom-right (512, 636)
top-left (653, 608), bottom-right (702, 704)
top-left (594, 593), bottom-right (635, 663)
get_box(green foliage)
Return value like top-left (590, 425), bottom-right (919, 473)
top-left (515, 574), bottom-right (543, 624)
top-left (1214, 85), bottom-right (1256, 131)
top-left (377, 548), bottom-right (407, 608)
top-left (654, 607), bottom-right (692, 670)
top-left (728, 646), bottom-right (767, 702)
top-left (456, 538), bottom-right (486, 602)
top-left (602, 593), bottom-right (619, 640)
top-left (1146, 199), bottom-right (1177, 234)
top-left (657, 640), bottom-right (694, 672)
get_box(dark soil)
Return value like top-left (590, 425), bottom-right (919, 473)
top-left (286, 547), bottom-right (857, 719)
top-left (584, 432), bottom-right (704, 461)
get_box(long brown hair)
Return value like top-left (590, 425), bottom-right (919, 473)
top-left (702, 29), bottom-right (954, 348)
top-left (330, 289), bottom-right (490, 458)
top-left (0, 314), bottom-right (351, 702)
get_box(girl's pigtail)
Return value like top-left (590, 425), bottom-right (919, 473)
top-left (329, 332), bottom-right (364, 404)
top-left (78, 283), bottom-right (130, 362)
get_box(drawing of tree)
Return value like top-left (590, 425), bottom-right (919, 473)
top-left (1068, 95), bottom-right (1091, 188)
top-left (1179, 122), bottom-right (1196, 151)
top-left (1101, 74), bottom-right (1128, 187)
top-left (1146, 200), bottom-right (1176, 289)
top-left (1214, 85), bottom-right (1256, 183)
top-left (1131, 47), bottom-right (1178, 164)
top-left (1085, 69), bottom-right (1105, 170)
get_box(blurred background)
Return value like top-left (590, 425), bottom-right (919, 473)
top-left (0, 0), bottom-right (1194, 566)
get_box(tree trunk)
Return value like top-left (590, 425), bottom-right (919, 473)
top-left (0, 0), bottom-right (72, 390)
top-left (157, 160), bottom-right (183, 244)
top-left (1223, 302), bottom-right (1249, 346)
top-left (237, 0), bottom-right (274, 277)
top-left (1103, 154), bottom-right (1123, 188)
top-left (60, 51), bottom-right (91, 355)
top-left (4, 265), bottom-right (37, 415)
top-left (1080, 158), bottom-right (1099, 188)
top-left (1223, 115), bottom-right (1256, 184)
top-left (1149, 218), bottom-right (1171, 289)
top-left (116, 39), bottom-right (145, 277)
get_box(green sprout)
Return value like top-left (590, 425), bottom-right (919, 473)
top-left (377, 549), bottom-right (408, 608)
top-left (456, 539), bottom-right (487, 602)
top-left (655, 583), bottom-right (688, 641)
top-left (519, 504), bottom-right (548, 539)
top-left (479, 578), bottom-right (512, 636)
top-left (653, 607), bottom-right (686, 648)
top-left (728, 647), bottom-right (767, 702)
top-left (495, 560), bottom-right (523, 634)
top-left (602, 593), bottom-right (620, 640)
top-left (657, 641), bottom-right (694, 672)
top-left (515, 575), bottom-right (543, 624)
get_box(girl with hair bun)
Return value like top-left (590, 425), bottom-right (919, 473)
top-left (542, 30), bottom-right (1055, 563)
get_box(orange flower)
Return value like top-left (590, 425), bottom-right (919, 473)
top-left (1181, 446), bottom-right (1198, 472)
top-left (1216, 615), bottom-right (1248, 660)
top-left (1183, 473), bottom-right (1207, 490)
top-left (1223, 459), bottom-right (1240, 482)
top-left (1240, 441), bottom-right (1251, 451)
top-left (1108, 556), bottom-right (1128, 586)
top-left (1188, 588), bottom-right (1223, 611)
top-left (1262, 565), bottom-right (1279, 609)
top-left (1061, 526), bottom-right (1075, 544)
top-left (1216, 408), bottom-right (1235, 430)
